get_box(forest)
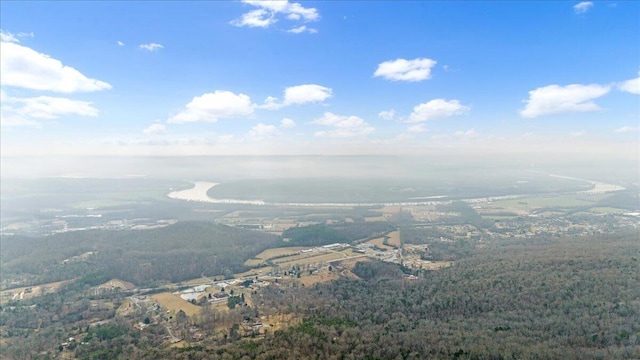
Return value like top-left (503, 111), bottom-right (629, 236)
top-left (1, 222), bottom-right (279, 287)
top-left (65, 230), bottom-right (639, 360)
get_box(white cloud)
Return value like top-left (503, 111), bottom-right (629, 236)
top-left (9, 96), bottom-right (98, 119)
top-left (260, 96), bottom-right (282, 110)
top-left (408, 99), bottom-right (470, 123)
top-left (568, 131), bottom-right (586, 138)
top-left (573, 1), bottom-right (593, 14)
top-left (168, 90), bottom-right (255, 123)
top-left (244, 0), bottom-right (290, 13)
top-left (618, 72), bottom-right (640, 94)
top-left (139, 43), bottom-right (163, 51)
top-left (287, 25), bottom-right (306, 33)
top-left (143, 124), bottom-right (167, 135)
top-left (1, 30), bottom-right (19, 43)
top-left (408, 124), bottom-right (428, 133)
top-left (249, 122), bottom-right (281, 139)
top-left (311, 112), bottom-right (374, 138)
top-left (232, 1), bottom-right (319, 29)
top-left (520, 83), bottom-right (611, 118)
top-left (453, 129), bottom-right (479, 138)
top-left (286, 25), bottom-right (317, 34)
top-left (0, 41), bottom-right (112, 93)
top-left (117, 40), bottom-right (125, 46)
top-left (230, 9), bottom-right (277, 28)
top-left (17, 32), bottom-right (35, 39)
top-left (284, 84), bottom-right (332, 105)
top-left (1, 93), bottom-right (99, 127)
top-left (280, 118), bottom-right (296, 128)
top-left (374, 58), bottom-right (437, 82)
top-left (262, 84), bottom-right (332, 109)
top-left (613, 126), bottom-right (639, 133)
top-left (378, 109), bottom-right (396, 120)
top-left (286, 2), bottom-right (320, 21)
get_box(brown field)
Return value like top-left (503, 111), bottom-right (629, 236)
top-left (182, 277), bottom-right (215, 286)
top-left (245, 247), bottom-right (305, 266)
top-left (98, 279), bottom-right (136, 291)
top-left (367, 237), bottom-right (395, 251)
top-left (297, 268), bottom-right (340, 286)
top-left (276, 252), bottom-right (346, 268)
top-left (152, 292), bottom-right (202, 317)
top-left (386, 231), bottom-right (401, 247)
top-left (423, 261), bottom-right (453, 270)
top-left (234, 266), bottom-right (277, 279)
top-left (1, 280), bottom-right (72, 304)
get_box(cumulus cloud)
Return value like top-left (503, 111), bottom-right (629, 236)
top-left (143, 124), bottom-right (167, 135)
top-left (117, 40), bottom-right (125, 46)
top-left (260, 84), bottom-right (332, 109)
top-left (408, 99), bottom-right (470, 123)
top-left (286, 25), bottom-right (317, 34)
top-left (311, 112), bottom-right (374, 138)
top-left (1, 30), bottom-right (19, 43)
top-left (374, 58), bottom-right (437, 82)
top-left (139, 43), bottom-right (163, 51)
top-left (280, 118), bottom-right (296, 128)
top-left (232, 1), bottom-right (319, 29)
top-left (613, 126), bottom-right (639, 133)
top-left (407, 124), bottom-right (428, 133)
top-left (618, 72), bottom-right (640, 94)
top-left (168, 90), bottom-right (255, 123)
top-left (520, 83), bottom-right (611, 118)
top-left (378, 109), bottom-right (396, 120)
top-left (0, 40), bottom-right (111, 93)
top-left (1, 93), bottom-right (99, 127)
top-left (230, 9), bottom-right (277, 28)
top-left (284, 84), bottom-right (332, 105)
top-left (573, 1), bottom-right (593, 14)
top-left (249, 122), bottom-right (281, 139)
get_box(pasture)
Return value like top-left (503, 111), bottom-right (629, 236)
top-left (366, 237), bottom-right (395, 251)
top-left (244, 247), bottom-right (304, 267)
top-left (152, 292), bottom-right (202, 317)
top-left (276, 252), bottom-right (346, 268)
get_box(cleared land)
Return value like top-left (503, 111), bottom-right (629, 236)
top-left (1, 280), bottom-right (71, 304)
top-left (297, 268), bottom-right (340, 286)
top-left (152, 292), bottom-right (202, 317)
top-left (98, 279), bottom-right (136, 291)
top-left (367, 237), bottom-right (395, 251)
top-left (244, 247), bottom-right (305, 267)
top-left (386, 231), bottom-right (401, 247)
top-left (276, 252), bottom-right (346, 268)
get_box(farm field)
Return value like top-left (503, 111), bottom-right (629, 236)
top-left (297, 268), bottom-right (340, 286)
top-left (1, 280), bottom-right (72, 304)
top-left (234, 266), bottom-right (277, 279)
top-left (244, 247), bottom-right (305, 267)
top-left (367, 237), bottom-right (395, 251)
top-left (151, 292), bottom-right (202, 317)
top-left (386, 231), bottom-right (401, 247)
top-left (276, 252), bottom-right (346, 268)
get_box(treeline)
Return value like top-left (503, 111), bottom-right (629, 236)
top-left (2, 222), bottom-right (279, 287)
top-left (149, 231), bottom-right (639, 359)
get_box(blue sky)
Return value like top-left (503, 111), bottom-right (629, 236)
top-left (1, 1), bottom-right (638, 157)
